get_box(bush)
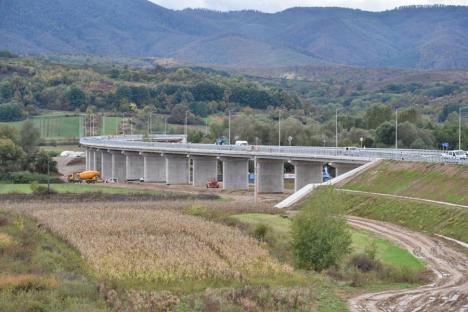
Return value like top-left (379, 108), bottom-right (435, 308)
top-left (30, 181), bottom-right (57, 195)
top-left (184, 204), bottom-right (209, 218)
top-left (349, 254), bottom-right (380, 273)
top-left (0, 171), bottom-right (63, 184)
top-left (0, 274), bottom-right (59, 291)
top-left (253, 223), bottom-right (269, 241)
top-left (292, 188), bottom-right (351, 271)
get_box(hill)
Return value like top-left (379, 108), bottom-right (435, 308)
top-left (1, 2), bottom-right (468, 69)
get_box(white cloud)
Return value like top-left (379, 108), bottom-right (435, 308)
top-left (149, 0), bottom-right (468, 12)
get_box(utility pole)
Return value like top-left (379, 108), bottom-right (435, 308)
top-left (185, 110), bottom-right (190, 139)
top-left (278, 109), bottom-right (282, 147)
top-left (165, 116), bottom-right (168, 135)
top-left (335, 108), bottom-right (343, 148)
top-left (395, 108), bottom-right (398, 149)
top-left (102, 113), bottom-right (105, 136)
top-left (228, 110), bottom-right (231, 145)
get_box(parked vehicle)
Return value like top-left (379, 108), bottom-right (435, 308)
top-left (235, 140), bottom-right (249, 146)
top-left (441, 150), bottom-right (467, 160)
top-left (67, 171), bottom-right (101, 183)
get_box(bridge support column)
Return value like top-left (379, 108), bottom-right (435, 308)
top-left (192, 156), bottom-right (217, 187)
top-left (222, 158), bottom-right (249, 190)
top-left (294, 161), bottom-right (323, 191)
top-left (125, 152), bottom-right (144, 181)
top-left (334, 163), bottom-right (361, 176)
top-left (111, 152), bottom-right (126, 182)
top-left (100, 151), bottom-right (112, 180)
top-left (93, 149), bottom-right (102, 172)
top-left (257, 159), bottom-right (284, 193)
top-left (165, 155), bottom-right (189, 185)
top-left (143, 154), bottom-right (166, 182)
top-left (86, 148), bottom-right (94, 171)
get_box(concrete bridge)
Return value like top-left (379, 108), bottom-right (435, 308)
top-left (80, 135), bottom-right (467, 194)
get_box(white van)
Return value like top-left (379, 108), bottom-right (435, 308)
top-left (235, 140), bottom-right (249, 146)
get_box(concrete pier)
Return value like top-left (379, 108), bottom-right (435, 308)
top-left (257, 159), bottom-right (284, 193)
top-left (143, 154), bottom-right (166, 182)
top-left (111, 152), bottom-right (126, 182)
top-left (294, 161), bottom-right (323, 191)
top-left (100, 150), bottom-right (113, 180)
top-left (86, 148), bottom-right (93, 171)
top-left (192, 156), bottom-right (218, 187)
top-left (125, 152), bottom-right (144, 181)
top-left (222, 158), bottom-right (249, 190)
top-left (333, 163), bottom-right (361, 176)
top-left (165, 155), bottom-right (189, 184)
top-left (93, 149), bottom-right (102, 172)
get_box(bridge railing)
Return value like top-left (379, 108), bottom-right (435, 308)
top-left (80, 136), bottom-right (468, 165)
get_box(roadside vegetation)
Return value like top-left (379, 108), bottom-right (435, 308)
top-left (0, 209), bottom-right (107, 311)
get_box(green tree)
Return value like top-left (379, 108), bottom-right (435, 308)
top-left (0, 138), bottom-right (25, 173)
top-left (364, 104), bottom-right (392, 129)
top-left (375, 121), bottom-right (395, 146)
top-left (292, 187), bottom-right (351, 271)
top-left (20, 120), bottom-right (41, 155)
top-left (0, 102), bottom-right (25, 122)
top-left (66, 86), bottom-right (86, 110)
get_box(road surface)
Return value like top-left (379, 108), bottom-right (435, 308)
top-left (348, 216), bottom-right (468, 312)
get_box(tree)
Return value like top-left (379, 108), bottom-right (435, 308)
top-left (364, 104), bottom-right (392, 129)
top-left (20, 120), bottom-right (41, 155)
top-left (0, 138), bottom-right (25, 173)
top-left (375, 121), bottom-right (395, 146)
top-left (292, 187), bottom-right (351, 271)
top-left (66, 87), bottom-right (86, 110)
top-left (0, 102), bottom-right (25, 122)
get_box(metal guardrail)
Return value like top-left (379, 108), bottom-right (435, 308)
top-left (80, 135), bottom-right (468, 165)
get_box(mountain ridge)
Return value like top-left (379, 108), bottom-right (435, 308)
top-left (1, 1), bottom-right (468, 69)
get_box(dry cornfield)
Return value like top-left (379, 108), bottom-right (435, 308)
top-left (4, 201), bottom-right (291, 286)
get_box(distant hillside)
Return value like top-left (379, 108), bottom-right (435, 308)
top-left (1, 1), bottom-right (468, 69)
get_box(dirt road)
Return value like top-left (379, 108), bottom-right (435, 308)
top-left (348, 216), bottom-right (468, 312)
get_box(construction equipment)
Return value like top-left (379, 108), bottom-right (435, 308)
top-left (67, 171), bottom-right (101, 183)
top-left (206, 178), bottom-right (220, 188)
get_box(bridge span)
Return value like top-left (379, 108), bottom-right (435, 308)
top-left (80, 135), bottom-right (466, 194)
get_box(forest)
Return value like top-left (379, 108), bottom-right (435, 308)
top-left (1, 54), bottom-right (468, 150)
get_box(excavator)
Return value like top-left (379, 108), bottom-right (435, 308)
top-left (67, 171), bottom-right (101, 183)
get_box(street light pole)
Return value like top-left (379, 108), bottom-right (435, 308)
top-left (395, 108), bottom-right (398, 149)
top-left (185, 110), bottom-right (190, 139)
top-left (459, 106), bottom-right (468, 150)
top-left (164, 116), bottom-right (168, 135)
top-left (335, 108), bottom-right (343, 148)
top-left (228, 110), bottom-right (231, 145)
top-left (278, 109), bottom-right (282, 147)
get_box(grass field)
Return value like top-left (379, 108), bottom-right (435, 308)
top-left (231, 213), bottom-right (425, 273)
top-left (341, 191), bottom-right (468, 243)
top-left (344, 161), bottom-right (468, 205)
top-left (0, 210), bottom-right (107, 312)
top-left (0, 115), bottom-right (122, 140)
top-left (0, 183), bottom-right (163, 195)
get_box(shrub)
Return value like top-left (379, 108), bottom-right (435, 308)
top-left (184, 204), bottom-right (209, 217)
top-left (292, 188), bottom-right (351, 271)
top-left (0, 171), bottom-right (63, 184)
top-left (0, 233), bottom-right (16, 251)
top-left (0, 217), bottom-right (9, 226)
top-left (349, 254), bottom-right (380, 273)
top-left (30, 182), bottom-right (57, 195)
top-left (253, 223), bottom-right (269, 241)
top-left (0, 274), bottom-right (59, 291)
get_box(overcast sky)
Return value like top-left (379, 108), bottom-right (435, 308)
top-left (149, 0), bottom-right (468, 12)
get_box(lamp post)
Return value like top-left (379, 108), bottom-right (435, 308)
top-left (185, 110), bottom-right (190, 140)
top-left (360, 137), bottom-right (364, 148)
top-left (278, 109), bottom-right (283, 147)
top-left (164, 116), bottom-right (168, 135)
top-left (228, 110), bottom-right (231, 145)
top-left (395, 108), bottom-right (399, 149)
top-left (335, 108), bottom-right (344, 148)
top-left (459, 106), bottom-right (468, 150)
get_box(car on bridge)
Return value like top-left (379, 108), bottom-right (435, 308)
top-left (441, 150), bottom-right (467, 160)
